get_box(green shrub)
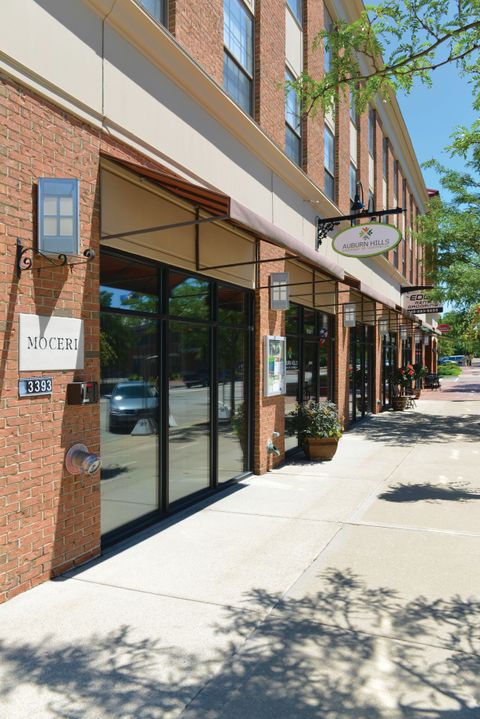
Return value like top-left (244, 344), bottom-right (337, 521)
top-left (438, 365), bottom-right (461, 376)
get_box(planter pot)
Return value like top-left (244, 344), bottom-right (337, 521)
top-left (304, 437), bottom-right (339, 461)
top-left (392, 396), bottom-right (408, 411)
top-left (414, 389), bottom-right (421, 399)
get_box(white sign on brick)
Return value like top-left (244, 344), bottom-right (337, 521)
top-left (19, 314), bottom-right (84, 371)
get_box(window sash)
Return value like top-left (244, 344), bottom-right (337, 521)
top-left (287, 0), bottom-right (303, 26)
top-left (224, 50), bottom-right (253, 114)
top-left (224, 0), bottom-right (253, 75)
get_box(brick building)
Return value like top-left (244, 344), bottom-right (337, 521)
top-left (0, 0), bottom-right (438, 602)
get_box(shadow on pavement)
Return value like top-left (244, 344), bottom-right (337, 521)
top-left (1, 570), bottom-right (479, 718)
top-left (348, 411), bottom-right (480, 446)
top-left (379, 482), bottom-right (480, 503)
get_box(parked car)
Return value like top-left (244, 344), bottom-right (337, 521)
top-left (438, 355), bottom-right (464, 366)
top-left (107, 381), bottom-right (158, 432)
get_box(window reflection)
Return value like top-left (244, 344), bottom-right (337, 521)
top-left (100, 254), bottom-right (158, 312)
top-left (218, 328), bottom-right (248, 481)
top-left (218, 284), bottom-right (246, 324)
top-left (168, 322), bottom-right (210, 502)
top-left (168, 271), bottom-right (209, 320)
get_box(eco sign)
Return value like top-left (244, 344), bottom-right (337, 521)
top-left (332, 223), bottom-right (401, 258)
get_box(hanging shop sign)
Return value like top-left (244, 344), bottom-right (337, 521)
top-left (264, 336), bottom-right (286, 397)
top-left (402, 291), bottom-right (443, 314)
top-left (19, 314), bottom-right (84, 371)
top-left (437, 324), bottom-right (452, 334)
top-left (332, 223), bottom-right (401, 258)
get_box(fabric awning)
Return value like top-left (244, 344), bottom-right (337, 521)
top-left (100, 152), bottom-right (345, 281)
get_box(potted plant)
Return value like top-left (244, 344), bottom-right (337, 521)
top-left (391, 364), bottom-right (415, 410)
top-left (412, 363), bottom-right (428, 398)
top-left (290, 400), bottom-right (343, 460)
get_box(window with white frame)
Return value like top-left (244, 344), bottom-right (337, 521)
top-left (393, 159), bottom-right (399, 267)
top-left (287, 0), bottom-right (302, 25)
top-left (137, 0), bottom-right (167, 25)
top-left (350, 162), bottom-right (357, 203)
top-left (285, 68), bottom-right (302, 165)
top-left (224, 0), bottom-right (254, 115)
top-left (324, 125), bottom-right (335, 201)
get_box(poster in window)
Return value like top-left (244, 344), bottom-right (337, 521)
top-left (264, 336), bottom-right (286, 397)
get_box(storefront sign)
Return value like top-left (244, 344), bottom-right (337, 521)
top-left (332, 223), bottom-right (401, 258)
top-left (437, 324), bottom-right (452, 334)
top-left (19, 314), bottom-right (84, 371)
top-left (264, 336), bottom-right (286, 397)
top-left (19, 377), bottom-right (53, 397)
top-left (403, 292), bottom-right (443, 314)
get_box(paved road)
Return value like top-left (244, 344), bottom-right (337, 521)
top-left (424, 363), bottom-right (480, 401)
top-left (1, 394), bottom-right (480, 718)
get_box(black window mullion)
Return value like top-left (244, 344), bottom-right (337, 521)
top-left (211, 283), bottom-right (218, 489)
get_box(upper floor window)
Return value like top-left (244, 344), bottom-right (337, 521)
top-left (324, 7), bottom-right (334, 73)
top-left (368, 107), bottom-right (375, 157)
top-left (287, 0), bottom-right (303, 25)
top-left (349, 92), bottom-right (357, 126)
top-left (349, 163), bottom-right (357, 203)
top-left (393, 159), bottom-right (399, 198)
top-left (382, 137), bottom-right (388, 178)
top-left (324, 125), bottom-right (335, 201)
top-left (137, 0), bottom-right (166, 26)
top-left (224, 0), bottom-right (254, 115)
top-left (285, 68), bottom-right (302, 165)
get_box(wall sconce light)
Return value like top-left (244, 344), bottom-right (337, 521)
top-left (379, 318), bottom-right (389, 336)
top-left (400, 325), bottom-right (408, 340)
top-left (415, 330), bottom-right (422, 344)
top-left (270, 272), bottom-right (289, 310)
top-left (38, 178), bottom-right (80, 256)
top-left (344, 303), bottom-right (356, 327)
top-left (423, 334), bottom-right (430, 346)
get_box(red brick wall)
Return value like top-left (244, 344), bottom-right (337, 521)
top-left (303, 0), bottom-right (324, 183)
top-left (169, 0), bottom-right (224, 85)
top-left (335, 96), bottom-right (350, 213)
top-left (254, 0), bottom-right (286, 148)
top-left (254, 241), bottom-right (286, 474)
top-left (0, 77), bottom-right (186, 604)
top-left (0, 78), bottom-right (101, 602)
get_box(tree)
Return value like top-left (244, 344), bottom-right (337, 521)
top-left (293, 1), bottom-right (480, 117)
top-left (417, 161), bottom-right (480, 307)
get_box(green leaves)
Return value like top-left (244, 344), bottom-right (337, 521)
top-left (292, 1), bottom-right (480, 118)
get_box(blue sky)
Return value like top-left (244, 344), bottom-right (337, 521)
top-left (397, 62), bottom-right (477, 195)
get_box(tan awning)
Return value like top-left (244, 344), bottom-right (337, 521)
top-left (100, 152), bottom-right (345, 281)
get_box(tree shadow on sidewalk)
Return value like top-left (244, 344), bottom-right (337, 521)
top-left (349, 411), bottom-right (480, 446)
top-left (379, 481), bottom-right (480, 503)
top-left (1, 570), bottom-right (478, 718)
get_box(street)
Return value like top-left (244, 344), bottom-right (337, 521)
top-left (1, 365), bottom-right (479, 718)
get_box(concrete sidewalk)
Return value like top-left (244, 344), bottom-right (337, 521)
top-left (1, 399), bottom-right (480, 718)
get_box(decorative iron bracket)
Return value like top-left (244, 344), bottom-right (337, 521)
top-left (16, 239), bottom-right (96, 277)
top-left (316, 207), bottom-right (405, 250)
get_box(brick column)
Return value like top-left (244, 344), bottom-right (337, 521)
top-left (254, 0), bottom-right (286, 148)
top-left (254, 241), bottom-right (286, 474)
top-left (303, 0), bottom-right (324, 183)
top-left (335, 96), bottom-right (350, 213)
top-left (0, 78), bottom-right (101, 602)
top-left (169, 0), bottom-right (224, 85)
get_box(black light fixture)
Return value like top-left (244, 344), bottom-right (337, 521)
top-left (351, 181), bottom-right (364, 212)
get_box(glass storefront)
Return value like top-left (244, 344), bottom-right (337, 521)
top-left (285, 304), bottom-right (335, 452)
top-left (100, 251), bottom-right (253, 538)
top-left (349, 324), bottom-right (375, 422)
